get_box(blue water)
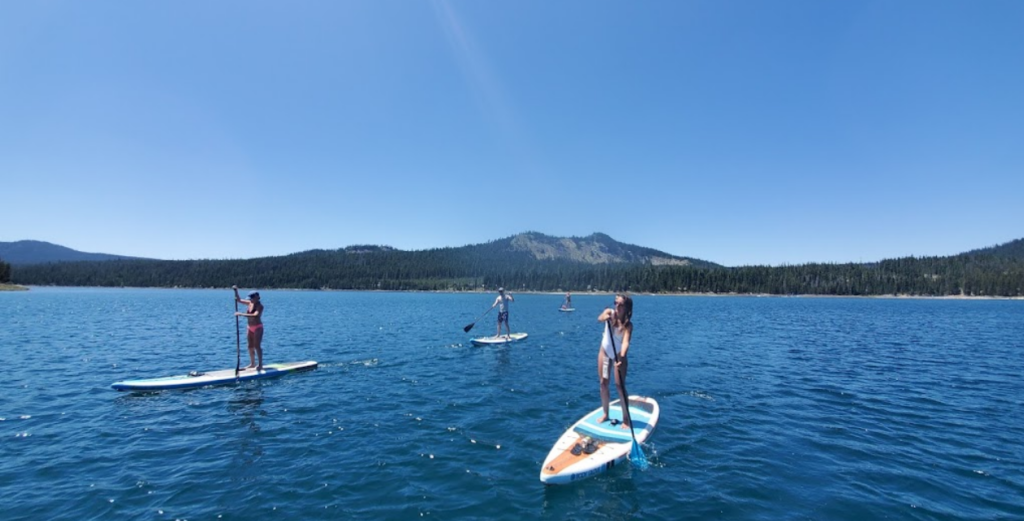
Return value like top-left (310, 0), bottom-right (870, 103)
top-left (1, 288), bottom-right (1022, 520)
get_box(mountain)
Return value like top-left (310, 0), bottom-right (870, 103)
top-left (0, 240), bottom-right (152, 265)
top-left (8, 232), bottom-right (720, 291)
top-left (500, 232), bottom-right (718, 268)
top-left (277, 232), bottom-right (718, 268)
top-left (8, 234), bottom-right (1023, 296)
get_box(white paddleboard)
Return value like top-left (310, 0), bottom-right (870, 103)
top-left (559, 307), bottom-right (575, 312)
top-left (111, 360), bottom-right (318, 391)
top-left (540, 396), bottom-right (659, 485)
top-left (470, 332), bottom-right (528, 346)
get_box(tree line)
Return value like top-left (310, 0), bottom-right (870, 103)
top-left (0, 257), bottom-right (10, 283)
top-left (10, 247), bottom-right (1024, 296)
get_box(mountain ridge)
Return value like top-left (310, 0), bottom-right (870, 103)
top-left (1, 233), bottom-right (713, 267)
top-left (8, 234), bottom-right (1024, 296)
top-left (0, 240), bottom-right (152, 265)
top-left (3, 234), bottom-right (1023, 268)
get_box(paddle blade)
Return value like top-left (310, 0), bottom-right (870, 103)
top-left (463, 323), bottom-right (475, 333)
top-left (629, 438), bottom-right (650, 470)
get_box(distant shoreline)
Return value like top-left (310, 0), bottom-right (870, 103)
top-left (10, 285), bottom-right (1022, 299)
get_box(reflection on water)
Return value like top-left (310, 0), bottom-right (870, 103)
top-left (228, 385), bottom-right (265, 479)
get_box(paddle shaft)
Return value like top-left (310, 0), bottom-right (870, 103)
top-left (234, 289), bottom-right (241, 376)
top-left (463, 305), bottom-right (494, 333)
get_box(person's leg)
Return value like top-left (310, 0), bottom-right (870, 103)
top-left (614, 358), bottom-right (630, 428)
top-left (597, 351), bottom-right (610, 422)
top-left (245, 329), bottom-right (257, 368)
top-left (254, 326), bottom-right (264, 370)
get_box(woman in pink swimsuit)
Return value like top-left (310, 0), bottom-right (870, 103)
top-left (233, 286), bottom-right (264, 371)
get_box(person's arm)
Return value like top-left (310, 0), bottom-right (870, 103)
top-left (598, 308), bottom-right (613, 322)
top-left (236, 305), bottom-right (262, 318)
top-left (232, 285), bottom-right (252, 305)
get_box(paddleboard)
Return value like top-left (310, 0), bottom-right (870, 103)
top-left (540, 396), bottom-right (659, 485)
top-left (559, 307), bottom-right (576, 312)
top-left (470, 332), bottom-right (528, 346)
top-left (111, 360), bottom-right (318, 391)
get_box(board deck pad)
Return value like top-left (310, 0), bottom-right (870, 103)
top-left (111, 360), bottom-right (318, 391)
top-left (540, 396), bottom-right (659, 485)
top-left (573, 403), bottom-right (654, 443)
top-left (470, 332), bottom-right (528, 346)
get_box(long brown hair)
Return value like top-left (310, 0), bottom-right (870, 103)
top-left (614, 294), bottom-right (633, 332)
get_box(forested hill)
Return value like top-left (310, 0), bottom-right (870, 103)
top-left (8, 234), bottom-right (1024, 297)
top-left (963, 238), bottom-right (1024, 259)
top-left (464, 232), bottom-right (718, 268)
top-left (10, 232), bottom-right (714, 290)
top-left (0, 240), bottom-right (150, 265)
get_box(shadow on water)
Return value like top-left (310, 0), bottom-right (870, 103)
top-left (540, 474), bottom-right (642, 519)
top-left (494, 344), bottom-right (512, 368)
top-left (227, 385), bottom-right (266, 480)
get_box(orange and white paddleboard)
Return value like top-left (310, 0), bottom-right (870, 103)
top-left (540, 396), bottom-right (659, 485)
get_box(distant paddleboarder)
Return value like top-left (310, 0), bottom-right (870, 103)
top-left (562, 292), bottom-right (572, 310)
top-left (597, 294), bottom-right (633, 428)
top-left (491, 287), bottom-right (515, 338)
top-left (233, 286), bottom-right (265, 371)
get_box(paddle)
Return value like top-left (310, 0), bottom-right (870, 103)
top-left (233, 285), bottom-right (241, 377)
top-left (463, 305), bottom-right (493, 333)
top-left (607, 321), bottom-right (650, 470)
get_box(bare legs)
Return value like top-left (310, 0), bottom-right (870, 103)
top-left (596, 350), bottom-right (630, 428)
top-left (496, 317), bottom-right (511, 338)
top-left (245, 327), bottom-right (264, 370)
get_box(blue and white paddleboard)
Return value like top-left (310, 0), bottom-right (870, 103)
top-left (559, 307), bottom-right (576, 312)
top-left (540, 396), bottom-right (659, 485)
top-left (111, 360), bottom-right (318, 391)
top-left (470, 332), bottom-right (528, 346)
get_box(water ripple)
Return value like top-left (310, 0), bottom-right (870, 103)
top-left (1, 290), bottom-right (1023, 519)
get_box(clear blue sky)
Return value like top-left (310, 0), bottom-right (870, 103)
top-left (2, 1), bottom-right (1022, 267)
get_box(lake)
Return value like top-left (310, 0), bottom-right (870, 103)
top-left (1, 288), bottom-right (1022, 520)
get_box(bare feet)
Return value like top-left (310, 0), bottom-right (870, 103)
top-left (244, 364), bottom-right (256, 370)
top-left (597, 415), bottom-right (609, 423)
top-left (620, 423), bottom-right (632, 430)
top-left (256, 365), bottom-right (263, 371)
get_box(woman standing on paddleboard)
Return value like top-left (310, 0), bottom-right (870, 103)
top-left (234, 286), bottom-right (265, 371)
top-left (597, 294), bottom-right (633, 427)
